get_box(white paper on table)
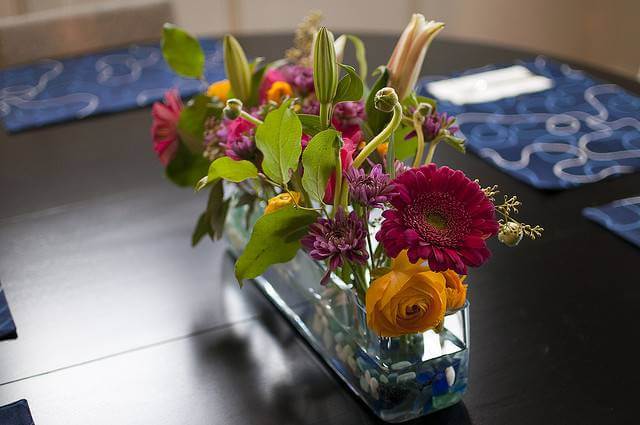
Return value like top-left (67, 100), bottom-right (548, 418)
top-left (426, 65), bottom-right (554, 105)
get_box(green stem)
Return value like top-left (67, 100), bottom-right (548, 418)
top-left (352, 264), bottom-right (368, 302)
top-left (339, 176), bottom-right (349, 208)
top-left (412, 117), bottom-right (426, 168)
top-left (353, 103), bottom-right (403, 168)
top-left (364, 208), bottom-right (375, 272)
top-left (240, 110), bottom-right (263, 126)
top-left (424, 135), bottom-right (443, 165)
top-left (331, 148), bottom-right (343, 216)
top-left (386, 132), bottom-right (396, 178)
top-left (319, 102), bottom-right (332, 129)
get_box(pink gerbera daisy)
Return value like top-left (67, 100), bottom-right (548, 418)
top-left (376, 164), bottom-right (498, 274)
top-left (151, 89), bottom-right (183, 165)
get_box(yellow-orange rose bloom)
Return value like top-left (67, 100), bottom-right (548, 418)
top-left (443, 270), bottom-right (467, 311)
top-left (264, 192), bottom-right (301, 215)
top-left (266, 81), bottom-right (293, 103)
top-left (366, 250), bottom-right (447, 337)
top-left (207, 79), bottom-right (231, 102)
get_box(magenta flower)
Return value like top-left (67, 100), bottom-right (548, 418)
top-left (300, 97), bottom-right (320, 115)
top-left (302, 208), bottom-right (369, 284)
top-left (218, 117), bottom-right (258, 161)
top-left (425, 111), bottom-right (458, 140)
top-left (332, 101), bottom-right (365, 139)
top-left (345, 164), bottom-right (397, 209)
top-left (151, 89), bottom-right (183, 165)
top-left (376, 164), bottom-right (499, 274)
top-left (281, 65), bottom-right (315, 94)
top-left (407, 111), bottom-right (459, 142)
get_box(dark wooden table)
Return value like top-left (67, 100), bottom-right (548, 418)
top-left (0, 34), bottom-right (638, 425)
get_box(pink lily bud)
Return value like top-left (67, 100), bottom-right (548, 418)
top-left (387, 14), bottom-right (444, 100)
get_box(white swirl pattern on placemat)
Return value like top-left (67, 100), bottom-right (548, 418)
top-left (420, 56), bottom-right (640, 188)
top-left (0, 58), bottom-right (99, 119)
top-left (0, 38), bottom-right (224, 132)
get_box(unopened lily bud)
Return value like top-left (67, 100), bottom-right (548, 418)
top-left (498, 221), bottom-right (523, 247)
top-left (313, 27), bottom-right (339, 104)
top-left (387, 14), bottom-right (444, 100)
top-left (223, 98), bottom-right (243, 120)
top-left (223, 35), bottom-right (251, 103)
top-left (374, 87), bottom-right (399, 113)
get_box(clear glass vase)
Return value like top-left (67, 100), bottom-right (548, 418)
top-left (225, 201), bottom-right (470, 423)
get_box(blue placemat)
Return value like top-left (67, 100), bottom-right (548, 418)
top-left (418, 56), bottom-right (640, 189)
top-left (0, 400), bottom-right (34, 425)
top-left (0, 38), bottom-right (224, 133)
top-left (0, 285), bottom-right (17, 340)
top-left (583, 196), bottom-right (640, 247)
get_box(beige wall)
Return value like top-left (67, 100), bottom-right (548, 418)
top-left (2, 0), bottom-right (638, 79)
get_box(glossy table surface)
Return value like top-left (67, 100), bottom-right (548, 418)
top-left (1, 34), bottom-right (639, 425)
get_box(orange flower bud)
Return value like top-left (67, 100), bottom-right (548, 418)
top-left (264, 192), bottom-right (301, 215)
top-left (443, 270), bottom-right (467, 311)
top-left (266, 81), bottom-right (293, 103)
top-left (207, 79), bottom-right (231, 102)
top-left (376, 142), bottom-right (389, 157)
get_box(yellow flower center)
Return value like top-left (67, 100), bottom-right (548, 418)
top-left (426, 213), bottom-right (447, 229)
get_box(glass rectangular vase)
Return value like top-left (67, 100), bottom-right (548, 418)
top-left (225, 203), bottom-right (470, 423)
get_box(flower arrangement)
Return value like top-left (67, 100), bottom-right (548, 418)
top-left (151, 13), bottom-right (543, 339)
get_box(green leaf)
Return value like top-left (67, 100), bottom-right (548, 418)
top-left (394, 124), bottom-right (418, 161)
top-left (443, 135), bottom-right (466, 154)
top-left (402, 93), bottom-right (437, 112)
top-left (234, 206), bottom-right (318, 284)
top-left (166, 141), bottom-right (210, 187)
top-left (334, 64), bottom-right (364, 103)
top-left (301, 129), bottom-right (340, 202)
top-left (191, 180), bottom-right (229, 246)
top-left (207, 180), bottom-right (230, 239)
top-left (191, 213), bottom-right (210, 246)
top-left (247, 59), bottom-right (268, 107)
top-left (196, 156), bottom-right (258, 190)
top-left (178, 94), bottom-right (222, 153)
top-left (298, 114), bottom-right (323, 136)
top-left (344, 35), bottom-right (368, 83)
top-left (161, 24), bottom-right (205, 78)
top-left (366, 66), bottom-right (391, 135)
top-left (255, 101), bottom-right (302, 185)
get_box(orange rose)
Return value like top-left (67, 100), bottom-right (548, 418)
top-left (443, 270), bottom-right (467, 311)
top-left (207, 79), bottom-right (231, 102)
top-left (366, 250), bottom-right (447, 337)
top-left (266, 81), bottom-right (293, 103)
top-left (264, 192), bottom-right (301, 215)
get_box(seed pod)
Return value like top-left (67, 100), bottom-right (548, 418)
top-left (498, 221), bottom-right (524, 247)
top-left (374, 87), bottom-right (400, 113)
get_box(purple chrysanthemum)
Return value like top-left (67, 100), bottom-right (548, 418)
top-left (423, 111), bottom-right (459, 140)
top-left (301, 208), bottom-right (369, 284)
top-left (405, 111), bottom-right (459, 142)
top-left (345, 164), bottom-right (397, 209)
